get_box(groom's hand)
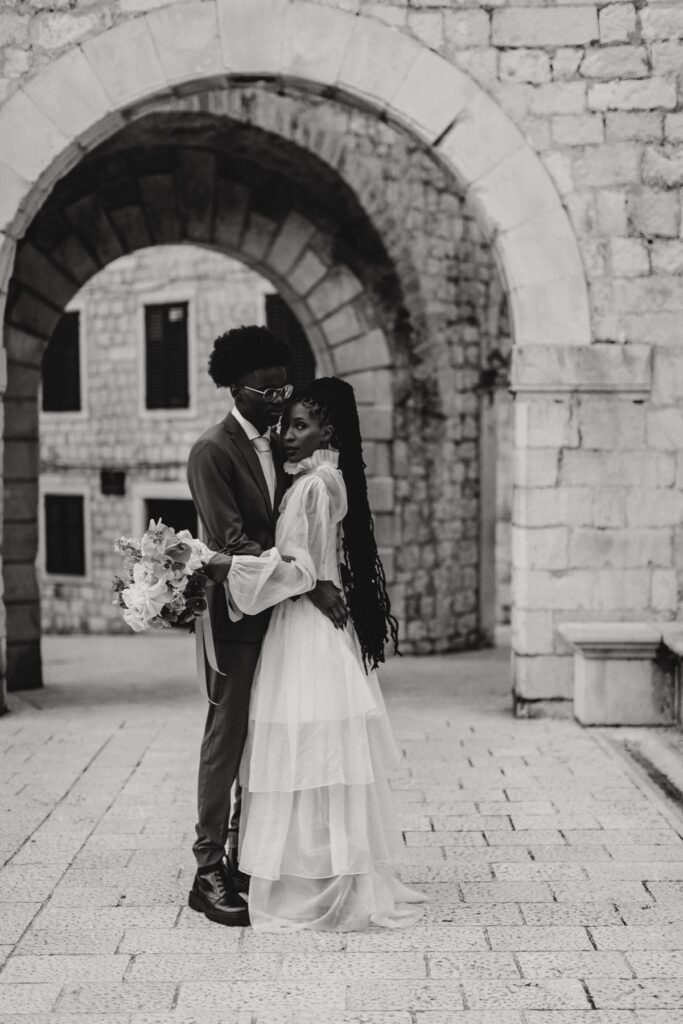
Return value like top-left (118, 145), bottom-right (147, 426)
top-left (204, 552), bottom-right (232, 583)
top-left (307, 580), bottom-right (348, 629)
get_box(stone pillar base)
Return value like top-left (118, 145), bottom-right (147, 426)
top-left (7, 641), bottom-right (43, 692)
top-left (558, 623), bottom-right (676, 727)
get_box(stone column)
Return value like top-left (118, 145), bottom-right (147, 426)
top-left (3, 327), bottom-right (43, 692)
top-left (510, 343), bottom-right (652, 715)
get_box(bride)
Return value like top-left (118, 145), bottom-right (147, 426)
top-left (218, 377), bottom-right (425, 931)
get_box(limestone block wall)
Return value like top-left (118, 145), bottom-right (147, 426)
top-left (38, 246), bottom-right (270, 633)
top-left (2, 0), bottom-right (683, 706)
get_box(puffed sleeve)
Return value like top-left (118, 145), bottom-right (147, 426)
top-left (227, 473), bottom-right (338, 617)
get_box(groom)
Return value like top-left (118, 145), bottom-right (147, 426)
top-left (187, 325), bottom-right (346, 926)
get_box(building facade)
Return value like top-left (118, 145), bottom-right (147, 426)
top-left (1, 0), bottom-right (681, 713)
top-left (36, 243), bottom-right (514, 638)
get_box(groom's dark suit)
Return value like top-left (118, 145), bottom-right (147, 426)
top-left (187, 411), bottom-right (288, 869)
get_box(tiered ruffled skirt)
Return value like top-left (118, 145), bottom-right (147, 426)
top-left (238, 595), bottom-right (427, 931)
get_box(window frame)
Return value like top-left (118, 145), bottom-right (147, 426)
top-left (40, 301), bottom-right (88, 423)
top-left (138, 288), bottom-right (197, 420)
top-left (39, 476), bottom-right (92, 583)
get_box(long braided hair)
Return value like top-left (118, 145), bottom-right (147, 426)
top-left (290, 377), bottom-right (400, 671)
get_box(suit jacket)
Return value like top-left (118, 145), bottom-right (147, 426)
top-left (187, 412), bottom-right (289, 645)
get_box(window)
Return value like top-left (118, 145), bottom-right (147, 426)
top-left (265, 294), bottom-right (316, 388)
top-left (42, 311), bottom-right (81, 412)
top-left (44, 494), bottom-right (86, 576)
top-left (145, 498), bottom-right (198, 536)
top-left (144, 302), bottom-right (189, 410)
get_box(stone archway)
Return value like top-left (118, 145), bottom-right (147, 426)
top-left (0, 0), bottom-right (593, 698)
top-left (0, 1), bottom-right (590, 349)
top-left (4, 140), bottom-right (395, 689)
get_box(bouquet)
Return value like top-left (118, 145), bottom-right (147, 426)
top-left (112, 519), bottom-right (216, 632)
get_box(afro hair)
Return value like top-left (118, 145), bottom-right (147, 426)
top-left (208, 325), bottom-right (291, 387)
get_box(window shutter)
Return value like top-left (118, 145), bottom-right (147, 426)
top-left (265, 294), bottom-right (316, 388)
top-left (44, 494), bottom-right (86, 576)
top-left (145, 303), bottom-right (189, 410)
top-left (42, 311), bottom-right (81, 412)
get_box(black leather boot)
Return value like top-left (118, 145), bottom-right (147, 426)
top-left (225, 848), bottom-right (250, 895)
top-left (188, 864), bottom-right (250, 926)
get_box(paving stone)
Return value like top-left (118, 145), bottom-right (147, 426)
top-left (15, 929), bottom-right (124, 955)
top-left (591, 927), bottom-right (683, 950)
top-left (432, 816), bottom-right (513, 832)
top-left (588, 977), bottom-right (683, 1008)
top-left (564, 830), bottom-right (680, 846)
top-left (463, 978), bottom-right (590, 1009)
top-left (428, 952), bottom-right (519, 978)
top-left (552, 882), bottom-right (653, 903)
top-left (626, 950), bottom-right (683, 976)
top-left (492, 863), bottom-right (586, 882)
top-left (488, 927), bottom-right (592, 951)
top-left (345, 980), bottom-right (465, 1011)
top-left (461, 882), bottom-right (554, 903)
top-left (56, 983), bottom-right (176, 1013)
top-left (346, 926), bottom-right (487, 952)
top-left (177, 980), bottom-right (346, 1013)
top-left (283, 952), bottom-right (427, 979)
top-left (119, 926), bottom-right (240, 954)
top-left (0, 985), bottom-right (62, 1014)
top-left (1, 953), bottom-right (129, 984)
top-left (0, 903), bottom-right (41, 943)
top-left (486, 831), bottom-right (566, 846)
top-left (527, 845), bottom-right (612, 863)
top-left (605, 845), bottom-right (683, 862)
top-left (588, 863), bottom-right (683, 881)
top-left (517, 950), bottom-right (633, 978)
top-left (523, 1013), bottom-right (638, 1023)
top-left (32, 907), bottom-right (178, 930)
top-left (521, 902), bottom-right (623, 926)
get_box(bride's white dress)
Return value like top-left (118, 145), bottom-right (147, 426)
top-left (227, 449), bottom-right (426, 931)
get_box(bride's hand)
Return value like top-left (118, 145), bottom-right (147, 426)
top-left (204, 552), bottom-right (232, 582)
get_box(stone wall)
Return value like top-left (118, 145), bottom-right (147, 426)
top-left (3, 0), bottom-right (683, 707)
top-left (39, 246), bottom-right (271, 633)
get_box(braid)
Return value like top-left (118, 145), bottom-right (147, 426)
top-left (292, 377), bottom-right (400, 671)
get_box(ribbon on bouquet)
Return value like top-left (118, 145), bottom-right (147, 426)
top-left (195, 601), bottom-right (225, 707)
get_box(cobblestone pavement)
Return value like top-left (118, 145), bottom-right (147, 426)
top-left (3, 636), bottom-right (683, 1024)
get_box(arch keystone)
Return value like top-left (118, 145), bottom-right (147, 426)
top-left (144, 2), bottom-right (224, 87)
top-left (389, 49), bottom-right (478, 142)
top-left (80, 18), bottom-right (167, 109)
top-left (217, 0), bottom-right (289, 76)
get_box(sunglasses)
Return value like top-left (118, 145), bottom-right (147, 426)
top-left (240, 384), bottom-right (294, 404)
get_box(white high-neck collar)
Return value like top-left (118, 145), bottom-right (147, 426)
top-left (284, 448), bottom-right (339, 476)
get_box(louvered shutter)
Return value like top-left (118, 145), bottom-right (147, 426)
top-left (42, 311), bottom-right (81, 412)
top-left (145, 303), bottom-right (189, 409)
top-left (44, 495), bottom-right (85, 576)
top-left (265, 294), bottom-right (316, 388)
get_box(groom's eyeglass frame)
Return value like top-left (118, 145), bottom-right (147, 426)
top-left (240, 384), bottom-right (294, 404)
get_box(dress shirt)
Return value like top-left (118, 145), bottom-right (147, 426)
top-left (232, 405), bottom-right (276, 506)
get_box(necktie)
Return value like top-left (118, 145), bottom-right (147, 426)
top-left (252, 434), bottom-right (276, 506)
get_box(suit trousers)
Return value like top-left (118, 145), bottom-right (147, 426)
top-left (193, 640), bottom-right (262, 870)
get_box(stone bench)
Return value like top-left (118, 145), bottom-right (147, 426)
top-left (558, 621), bottom-right (683, 726)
